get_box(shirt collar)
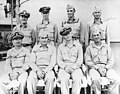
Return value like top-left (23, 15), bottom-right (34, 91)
top-left (41, 20), bottom-right (50, 25)
top-left (20, 24), bottom-right (28, 28)
top-left (92, 42), bottom-right (106, 49)
top-left (93, 18), bottom-right (103, 24)
top-left (67, 18), bottom-right (79, 23)
top-left (39, 43), bottom-right (48, 48)
top-left (64, 42), bottom-right (76, 48)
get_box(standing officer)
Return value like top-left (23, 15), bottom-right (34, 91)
top-left (36, 6), bottom-right (58, 46)
top-left (57, 27), bottom-right (83, 94)
top-left (0, 32), bottom-right (30, 94)
top-left (85, 28), bottom-right (120, 94)
top-left (27, 31), bottom-right (56, 94)
top-left (85, 7), bottom-right (110, 49)
top-left (61, 4), bottom-right (84, 45)
top-left (12, 10), bottom-right (36, 51)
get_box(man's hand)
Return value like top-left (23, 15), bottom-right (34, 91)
top-left (65, 66), bottom-right (74, 74)
top-left (36, 69), bottom-right (45, 79)
top-left (98, 67), bottom-right (107, 77)
top-left (9, 72), bottom-right (19, 80)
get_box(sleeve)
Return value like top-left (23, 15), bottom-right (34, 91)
top-left (53, 24), bottom-right (58, 46)
top-left (85, 23), bottom-right (90, 48)
top-left (4, 50), bottom-right (12, 73)
top-left (85, 47), bottom-right (98, 69)
top-left (72, 44), bottom-right (83, 69)
top-left (105, 46), bottom-right (114, 69)
top-left (79, 21), bottom-right (84, 44)
top-left (35, 25), bottom-right (39, 44)
top-left (31, 28), bottom-right (36, 47)
top-left (44, 47), bottom-right (56, 73)
top-left (105, 25), bottom-right (110, 46)
top-left (57, 46), bottom-right (67, 69)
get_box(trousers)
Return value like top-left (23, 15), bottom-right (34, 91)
top-left (89, 68), bottom-right (120, 94)
top-left (58, 68), bottom-right (83, 94)
top-left (27, 70), bottom-right (55, 94)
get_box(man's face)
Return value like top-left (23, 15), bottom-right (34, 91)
top-left (20, 16), bottom-right (28, 24)
top-left (12, 38), bottom-right (23, 47)
top-left (41, 13), bottom-right (49, 20)
top-left (67, 8), bottom-right (75, 19)
top-left (93, 32), bottom-right (101, 43)
top-left (39, 34), bottom-right (48, 45)
top-left (64, 32), bottom-right (72, 41)
top-left (93, 11), bottom-right (101, 19)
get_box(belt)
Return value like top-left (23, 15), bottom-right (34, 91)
top-left (90, 39), bottom-right (105, 41)
top-left (12, 66), bottom-right (22, 69)
top-left (72, 37), bottom-right (79, 40)
top-left (96, 63), bottom-right (106, 65)
top-left (22, 43), bottom-right (32, 47)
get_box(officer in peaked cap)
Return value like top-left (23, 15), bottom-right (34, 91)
top-left (19, 10), bottom-right (30, 18)
top-left (39, 6), bottom-right (51, 14)
top-left (11, 10), bottom-right (36, 52)
top-left (36, 6), bottom-right (58, 46)
top-left (11, 32), bottom-right (24, 40)
top-left (0, 31), bottom-right (30, 94)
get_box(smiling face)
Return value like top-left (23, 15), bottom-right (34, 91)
top-left (12, 38), bottom-right (23, 47)
top-left (63, 32), bottom-right (72, 41)
top-left (38, 32), bottom-right (48, 45)
top-left (93, 10), bottom-right (101, 19)
top-left (41, 12), bottom-right (50, 20)
top-left (93, 31), bottom-right (101, 43)
top-left (67, 8), bottom-right (75, 19)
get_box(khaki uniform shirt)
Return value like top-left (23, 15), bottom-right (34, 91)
top-left (5, 47), bottom-right (30, 73)
top-left (61, 18), bottom-right (84, 43)
top-left (30, 44), bottom-right (56, 73)
top-left (57, 42), bottom-right (83, 70)
top-left (85, 43), bottom-right (114, 69)
top-left (85, 21), bottom-right (110, 47)
top-left (12, 24), bottom-right (36, 45)
top-left (36, 21), bottom-right (58, 46)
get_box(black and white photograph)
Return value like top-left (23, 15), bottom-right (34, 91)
top-left (0, 0), bottom-right (120, 94)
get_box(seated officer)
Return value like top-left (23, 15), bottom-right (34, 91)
top-left (85, 28), bottom-right (120, 94)
top-left (0, 32), bottom-right (30, 94)
top-left (27, 32), bottom-right (56, 94)
top-left (57, 27), bottom-right (83, 94)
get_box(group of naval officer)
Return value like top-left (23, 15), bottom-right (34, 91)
top-left (0, 4), bottom-right (119, 94)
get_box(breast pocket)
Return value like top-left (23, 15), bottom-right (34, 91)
top-left (62, 52), bottom-right (69, 60)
